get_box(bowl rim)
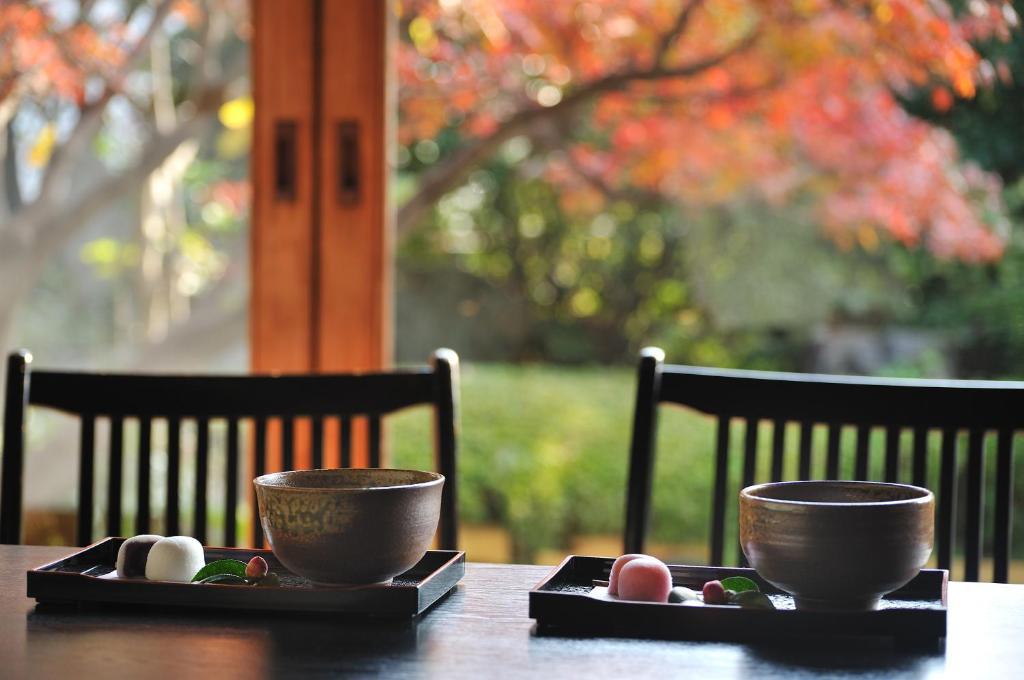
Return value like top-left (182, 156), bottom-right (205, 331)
top-left (253, 467), bottom-right (444, 493)
top-left (740, 480), bottom-right (933, 507)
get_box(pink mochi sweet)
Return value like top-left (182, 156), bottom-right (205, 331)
top-left (616, 557), bottom-right (672, 603)
top-left (607, 554), bottom-right (647, 596)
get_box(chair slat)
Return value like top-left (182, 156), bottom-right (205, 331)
top-left (432, 349), bottom-right (460, 550)
top-left (369, 415), bottom-right (382, 468)
top-left (884, 427), bottom-right (900, 483)
top-left (740, 418), bottom-right (758, 567)
top-left (854, 424), bottom-right (870, 480)
top-left (281, 417), bottom-right (294, 471)
top-left (798, 422), bottom-right (812, 480)
top-left (311, 416), bottom-right (324, 470)
top-left (742, 419), bottom-right (757, 489)
top-left (710, 415), bottom-right (730, 566)
top-left (1, 352), bottom-right (29, 545)
top-left (340, 416), bottom-right (352, 468)
top-left (912, 426), bottom-right (927, 489)
top-left (166, 417), bottom-right (181, 536)
top-left (77, 415), bottom-right (95, 546)
top-left (964, 428), bottom-right (985, 582)
top-left (225, 417), bottom-right (239, 547)
top-left (937, 427), bottom-right (957, 572)
top-left (993, 429), bottom-right (1013, 583)
top-left (107, 416), bottom-right (124, 537)
top-left (136, 417), bottom-right (151, 534)
top-left (253, 416), bottom-right (267, 547)
top-left (194, 417), bottom-right (209, 544)
top-left (826, 423), bottom-right (841, 480)
top-left (770, 419), bottom-right (785, 482)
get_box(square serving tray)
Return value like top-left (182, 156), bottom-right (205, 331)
top-left (28, 537), bottom-right (465, 618)
top-left (529, 556), bottom-right (947, 647)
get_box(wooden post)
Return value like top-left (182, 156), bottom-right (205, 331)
top-left (251, 0), bottom-right (316, 377)
top-left (251, 0), bottom-right (392, 482)
top-left (316, 0), bottom-right (393, 466)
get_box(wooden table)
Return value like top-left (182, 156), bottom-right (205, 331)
top-left (2, 546), bottom-right (1022, 678)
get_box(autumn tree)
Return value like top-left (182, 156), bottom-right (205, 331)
top-left (1, 0), bottom-right (1018, 367)
top-left (0, 0), bottom-right (248, 360)
top-left (397, 0), bottom-right (1017, 262)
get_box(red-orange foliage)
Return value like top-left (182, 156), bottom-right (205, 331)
top-left (0, 4), bottom-right (121, 104)
top-left (399, 0), bottom-right (1018, 261)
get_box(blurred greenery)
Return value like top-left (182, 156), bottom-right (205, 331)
top-left (389, 363), bottom-right (1024, 566)
top-left (389, 362), bottom-right (712, 563)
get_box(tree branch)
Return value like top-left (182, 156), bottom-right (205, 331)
top-left (560, 150), bottom-right (663, 205)
top-left (34, 0), bottom-right (175, 209)
top-left (397, 24), bottom-right (763, 238)
top-left (3, 123), bottom-right (22, 215)
top-left (654, 0), bottom-right (705, 66)
top-left (0, 71), bottom-right (230, 276)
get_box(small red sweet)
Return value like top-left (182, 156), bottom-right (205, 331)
top-left (245, 555), bottom-right (269, 579)
top-left (702, 579), bottom-right (728, 605)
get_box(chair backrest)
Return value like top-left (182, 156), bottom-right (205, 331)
top-left (1, 349), bottom-right (459, 549)
top-left (625, 347), bottom-right (1024, 582)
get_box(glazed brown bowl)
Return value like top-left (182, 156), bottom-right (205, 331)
top-left (253, 468), bottom-right (444, 585)
top-left (739, 481), bottom-right (933, 611)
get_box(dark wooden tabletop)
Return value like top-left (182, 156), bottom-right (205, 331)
top-left (2, 546), bottom-right (1023, 679)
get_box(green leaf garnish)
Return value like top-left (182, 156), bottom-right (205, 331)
top-left (719, 576), bottom-right (759, 594)
top-left (731, 590), bottom-right (775, 609)
top-left (198, 573), bottom-right (251, 585)
top-left (192, 559), bottom-right (248, 582)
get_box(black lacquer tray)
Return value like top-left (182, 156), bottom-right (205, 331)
top-left (28, 537), bottom-right (465, 618)
top-left (530, 556), bottom-right (947, 647)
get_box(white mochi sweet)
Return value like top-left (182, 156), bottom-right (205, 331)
top-left (144, 536), bottom-right (206, 582)
top-left (115, 534), bottom-right (164, 578)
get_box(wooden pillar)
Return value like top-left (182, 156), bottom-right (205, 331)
top-left (317, 0), bottom-right (392, 371)
top-left (317, 0), bottom-right (393, 465)
top-left (251, 0), bottom-right (316, 377)
top-left (251, 0), bottom-right (392, 495)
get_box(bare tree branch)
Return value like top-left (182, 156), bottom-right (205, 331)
top-left (0, 69), bottom-right (232, 275)
top-left (34, 0), bottom-right (176, 211)
top-left (635, 74), bottom-right (785, 109)
top-left (654, 0), bottom-right (705, 66)
top-left (3, 123), bottom-right (21, 215)
top-left (79, 0), bottom-right (98, 20)
top-left (560, 149), bottom-right (663, 205)
top-left (398, 24), bottom-right (763, 238)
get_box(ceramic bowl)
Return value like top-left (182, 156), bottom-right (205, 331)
top-left (739, 480), bottom-right (934, 611)
top-left (253, 468), bottom-right (444, 585)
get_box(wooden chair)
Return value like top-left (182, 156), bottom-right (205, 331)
top-left (624, 347), bottom-right (1024, 582)
top-left (1, 349), bottom-right (459, 549)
